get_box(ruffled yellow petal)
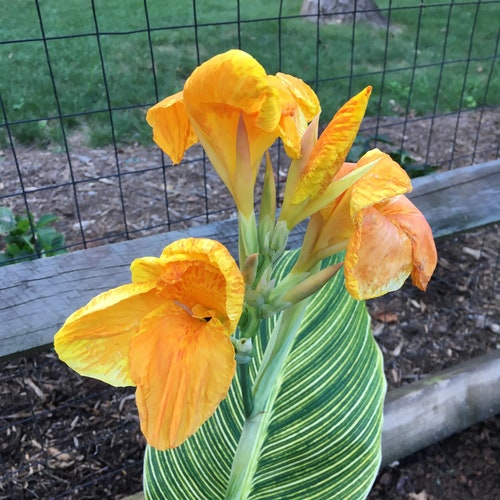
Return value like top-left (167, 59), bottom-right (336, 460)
top-left (54, 282), bottom-right (164, 386)
top-left (344, 206), bottom-right (413, 299)
top-left (160, 238), bottom-right (245, 332)
top-left (54, 237), bottom-right (244, 450)
top-left (275, 72), bottom-right (321, 122)
top-left (129, 303), bottom-right (236, 450)
top-left (292, 86), bottom-right (372, 205)
top-left (184, 50), bottom-right (279, 131)
top-left (347, 149), bottom-right (412, 216)
top-left (146, 91), bottom-right (198, 164)
top-left (130, 256), bottom-right (165, 283)
top-left (268, 73), bottom-right (321, 158)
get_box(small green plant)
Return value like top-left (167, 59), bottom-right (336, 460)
top-left (347, 133), bottom-right (439, 178)
top-left (346, 133), bottom-right (392, 163)
top-left (389, 149), bottom-right (439, 178)
top-left (0, 207), bottom-right (68, 266)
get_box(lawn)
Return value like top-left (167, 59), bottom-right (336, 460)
top-left (0, 0), bottom-right (498, 145)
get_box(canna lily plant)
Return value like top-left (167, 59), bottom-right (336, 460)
top-left (54, 49), bottom-right (437, 499)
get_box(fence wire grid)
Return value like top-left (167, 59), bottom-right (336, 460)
top-left (1, 0), bottom-right (499, 261)
top-left (0, 0), bottom-right (499, 498)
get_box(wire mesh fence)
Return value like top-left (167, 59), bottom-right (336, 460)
top-left (1, 0), bottom-right (499, 498)
top-left (1, 0), bottom-right (499, 261)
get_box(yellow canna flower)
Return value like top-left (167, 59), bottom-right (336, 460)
top-left (146, 49), bottom-right (320, 218)
top-left (295, 149), bottom-right (437, 299)
top-left (54, 238), bottom-right (244, 450)
top-left (280, 86), bottom-right (372, 229)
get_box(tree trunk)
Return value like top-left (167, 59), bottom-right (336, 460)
top-left (301, 0), bottom-right (386, 26)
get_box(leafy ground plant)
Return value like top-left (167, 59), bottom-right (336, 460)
top-left (0, 206), bottom-right (67, 265)
top-left (347, 134), bottom-right (439, 178)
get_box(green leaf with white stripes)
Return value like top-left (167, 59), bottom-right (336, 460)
top-left (143, 250), bottom-right (386, 499)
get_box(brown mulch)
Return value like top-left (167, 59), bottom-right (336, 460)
top-left (1, 109), bottom-right (499, 498)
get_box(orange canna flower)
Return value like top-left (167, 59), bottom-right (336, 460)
top-left (146, 49), bottom-right (320, 218)
top-left (295, 149), bottom-right (437, 299)
top-left (54, 238), bottom-right (244, 450)
top-left (279, 86), bottom-right (372, 229)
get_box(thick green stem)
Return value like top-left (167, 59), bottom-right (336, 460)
top-left (236, 302), bottom-right (262, 418)
top-left (225, 299), bottom-right (311, 499)
top-left (237, 362), bottom-right (254, 418)
top-left (238, 212), bottom-right (259, 265)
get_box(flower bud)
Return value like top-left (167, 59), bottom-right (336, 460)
top-left (231, 337), bottom-right (253, 364)
top-left (242, 253), bottom-right (259, 285)
top-left (269, 220), bottom-right (289, 261)
top-left (281, 263), bottom-right (343, 305)
top-left (259, 152), bottom-right (277, 224)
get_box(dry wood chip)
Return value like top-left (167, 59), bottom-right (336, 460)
top-left (25, 378), bottom-right (46, 401)
top-left (373, 310), bottom-right (399, 323)
top-left (390, 340), bottom-right (405, 357)
top-left (30, 439), bottom-right (42, 450)
top-left (47, 447), bottom-right (72, 462)
top-left (390, 368), bottom-right (400, 384)
top-left (489, 323), bottom-right (500, 334)
top-left (408, 491), bottom-right (429, 500)
top-left (462, 246), bottom-right (482, 259)
top-left (372, 323), bottom-right (386, 337)
top-left (437, 257), bottom-right (456, 271)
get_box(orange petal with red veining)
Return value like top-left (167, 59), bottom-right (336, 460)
top-left (160, 238), bottom-right (245, 332)
top-left (292, 86), bottom-right (372, 205)
top-left (270, 72), bottom-right (321, 158)
top-left (129, 303), bottom-right (236, 450)
top-left (275, 72), bottom-right (321, 123)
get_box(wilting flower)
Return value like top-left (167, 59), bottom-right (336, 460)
top-left (54, 238), bottom-right (244, 450)
top-left (146, 49), bottom-right (319, 218)
top-left (279, 86), bottom-right (372, 229)
top-left (295, 149), bottom-right (437, 299)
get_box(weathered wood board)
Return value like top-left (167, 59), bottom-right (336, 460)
top-left (381, 348), bottom-right (500, 467)
top-left (1, 160), bottom-right (499, 359)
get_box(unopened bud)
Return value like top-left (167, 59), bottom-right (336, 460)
top-left (269, 220), bottom-right (289, 260)
top-left (259, 152), bottom-right (277, 223)
top-left (242, 253), bottom-right (259, 285)
top-left (281, 263), bottom-right (343, 305)
top-left (245, 288), bottom-right (265, 308)
top-left (231, 337), bottom-right (254, 364)
top-left (258, 214), bottom-right (274, 253)
top-left (255, 266), bottom-right (275, 297)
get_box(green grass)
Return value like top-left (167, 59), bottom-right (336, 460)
top-left (0, 0), bottom-right (498, 146)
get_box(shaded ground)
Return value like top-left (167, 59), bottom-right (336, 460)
top-left (1, 109), bottom-right (499, 498)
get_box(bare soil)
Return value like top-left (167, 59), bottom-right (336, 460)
top-left (1, 109), bottom-right (499, 498)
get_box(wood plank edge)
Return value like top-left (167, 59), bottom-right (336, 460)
top-left (381, 348), bottom-right (500, 467)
